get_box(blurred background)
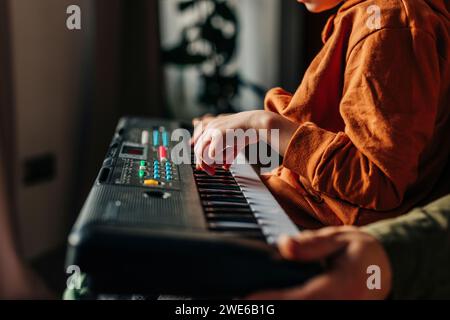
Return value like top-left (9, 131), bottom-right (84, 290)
top-left (0, 0), bottom-right (335, 298)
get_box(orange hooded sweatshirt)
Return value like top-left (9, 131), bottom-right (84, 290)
top-left (263, 0), bottom-right (450, 227)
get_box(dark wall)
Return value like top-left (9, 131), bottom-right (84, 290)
top-left (0, 0), bottom-right (20, 245)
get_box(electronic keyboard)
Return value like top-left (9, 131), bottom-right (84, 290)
top-left (66, 117), bottom-right (321, 296)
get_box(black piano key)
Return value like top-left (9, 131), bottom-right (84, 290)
top-left (203, 207), bottom-right (253, 214)
top-left (200, 195), bottom-right (247, 203)
top-left (195, 177), bottom-right (236, 182)
top-left (212, 168), bottom-right (229, 173)
top-left (196, 180), bottom-right (237, 186)
top-left (203, 201), bottom-right (250, 208)
top-left (196, 184), bottom-right (241, 191)
top-left (198, 188), bottom-right (243, 195)
top-left (194, 171), bottom-right (233, 177)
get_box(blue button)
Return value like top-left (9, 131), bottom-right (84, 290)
top-left (162, 132), bottom-right (170, 147)
top-left (153, 131), bottom-right (160, 146)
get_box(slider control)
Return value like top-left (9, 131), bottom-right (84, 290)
top-left (153, 128), bottom-right (160, 146)
top-left (162, 131), bottom-right (170, 147)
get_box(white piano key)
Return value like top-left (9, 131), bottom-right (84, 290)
top-left (230, 152), bottom-right (300, 244)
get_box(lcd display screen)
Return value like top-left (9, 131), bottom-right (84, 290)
top-left (122, 146), bottom-right (144, 156)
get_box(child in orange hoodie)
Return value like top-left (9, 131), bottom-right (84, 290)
top-left (192, 0), bottom-right (450, 227)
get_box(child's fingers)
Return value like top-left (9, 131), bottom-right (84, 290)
top-left (191, 123), bottom-right (205, 146)
top-left (208, 129), bottom-right (225, 160)
top-left (194, 133), bottom-right (209, 164)
top-left (194, 133), bottom-right (219, 176)
top-left (192, 113), bottom-right (213, 125)
top-left (224, 144), bottom-right (241, 165)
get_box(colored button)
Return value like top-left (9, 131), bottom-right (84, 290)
top-left (159, 146), bottom-right (168, 161)
top-left (162, 132), bottom-right (170, 147)
top-left (140, 160), bottom-right (147, 166)
top-left (139, 170), bottom-right (145, 178)
top-left (153, 130), bottom-right (160, 146)
top-left (144, 179), bottom-right (159, 186)
top-left (141, 130), bottom-right (149, 145)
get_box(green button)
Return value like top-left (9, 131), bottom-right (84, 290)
top-left (139, 170), bottom-right (145, 178)
top-left (140, 160), bottom-right (147, 166)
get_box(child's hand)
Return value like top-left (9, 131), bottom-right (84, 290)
top-left (191, 111), bottom-right (299, 174)
top-left (246, 227), bottom-right (392, 300)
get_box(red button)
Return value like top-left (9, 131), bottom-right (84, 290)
top-left (159, 146), bottom-right (168, 161)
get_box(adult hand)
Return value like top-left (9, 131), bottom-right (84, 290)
top-left (247, 226), bottom-right (392, 300)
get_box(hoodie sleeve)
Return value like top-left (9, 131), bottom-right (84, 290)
top-left (363, 194), bottom-right (450, 299)
top-left (264, 87), bottom-right (294, 115)
top-left (283, 28), bottom-right (441, 211)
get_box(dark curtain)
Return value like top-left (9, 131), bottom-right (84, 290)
top-left (0, 0), bottom-right (20, 250)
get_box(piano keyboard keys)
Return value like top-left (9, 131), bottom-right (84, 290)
top-left (191, 149), bottom-right (300, 245)
top-left (192, 159), bottom-right (266, 241)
